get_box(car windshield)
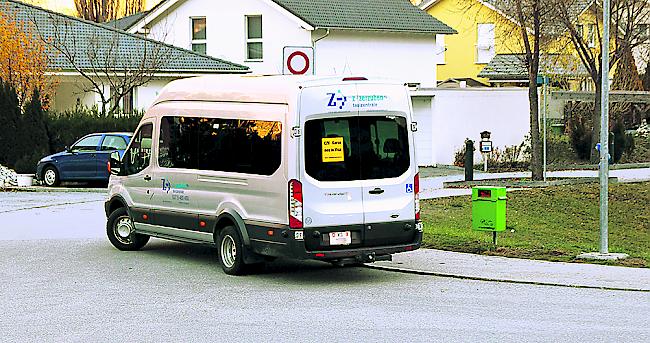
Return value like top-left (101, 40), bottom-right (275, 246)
top-left (72, 135), bottom-right (101, 152)
top-left (304, 115), bottom-right (410, 181)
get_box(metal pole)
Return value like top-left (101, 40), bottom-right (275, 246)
top-left (599, 0), bottom-right (610, 254)
top-left (543, 77), bottom-right (547, 182)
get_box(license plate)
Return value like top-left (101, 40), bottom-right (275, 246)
top-left (329, 231), bottom-right (352, 245)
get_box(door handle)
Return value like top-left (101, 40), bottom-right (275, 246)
top-left (144, 175), bottom-right (152, 181)
top-left (369, 187), bottom-right (384, 195)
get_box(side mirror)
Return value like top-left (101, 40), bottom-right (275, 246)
top-left (109, 151), bottom-right (122, 175)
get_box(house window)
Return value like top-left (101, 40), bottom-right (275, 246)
top-left (246, 15), bottom-right (263, 60)
top-left (576, 24), bottom-right (583, 38)
top-left (587, 24), bottom-right (596, 48)
top-left (476, 23), bottom-right (495, 64)
top-left (435, 34), bottom-right (446, 64)
top-left (191, 17), bottom-right (207, 54)
top-left (636, 24), bottom-right (650, 40)
top-left (123, 88), bottom-right (134, 114)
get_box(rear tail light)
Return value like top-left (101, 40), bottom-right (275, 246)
top-left (289, 179), bottom-right (303, 229)
top-left (107, 161), bottom-right (111, 173)
top-left (414, 172), bottom-right (420, 221)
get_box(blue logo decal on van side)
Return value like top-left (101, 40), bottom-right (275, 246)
top-left (327, 90), bottom-right (347, 109)
top-left (406, 184), bottom-right (413, 193)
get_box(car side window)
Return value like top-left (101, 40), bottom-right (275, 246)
top-left (122, 124), bottom-right (153, 176)
top-left (72, 135), bottom-right (101, 152)
top-left (101, 135), bottom-right (128, 151)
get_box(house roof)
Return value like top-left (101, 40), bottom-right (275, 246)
top-left (127, 0), bottom-right (456, 35)
top-left (1, 0), bottom-right (249, 74)
top-left (478, 53), bottom-right (589, 80)
top-left (271, 0), bottom-right (456, 34)
top-left (104, 11), bottom-right (149, 31)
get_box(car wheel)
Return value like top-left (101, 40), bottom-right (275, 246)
top-left (42, 166), bottom-right (60, 187)
top-left (106, 207), bottom-right (149, 251)
top-left (218, 226), bottom-right (247, 275)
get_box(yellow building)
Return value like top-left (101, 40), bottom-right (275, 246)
top-left (418, 0), bottom-right (594, 87)
top-left (22, 0), bottom-right (161, 17)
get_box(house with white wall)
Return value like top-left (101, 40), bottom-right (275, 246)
top-left (5, 0), bottom-right (249, 114)
top-left (121, 0), bottom-right (457, 165)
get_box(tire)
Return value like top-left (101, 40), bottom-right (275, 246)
top-left (106, 207), bottom-right (149, 251)
top-left (218, 226), bottom-right (247, 275)
top-left (42, 166), bottom-right (60, 187)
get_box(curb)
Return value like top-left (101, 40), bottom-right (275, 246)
top-left (444, 176), bottom-right (619, 189)
top-left (1, 186), bottom-right (107, 193)
top-left (364, 264), bottom-right (650, 293)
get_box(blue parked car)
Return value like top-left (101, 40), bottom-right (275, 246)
top-left (36, 132), bottom-right (132, 186)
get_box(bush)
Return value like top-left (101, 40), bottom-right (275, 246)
top-left (45, 107), bottom-right (142, 153)
top-left (611, 118), bottom-right (635, 163)
top-left (0, 79), bottom-right (19, 168)
top-left (565, 101), bottom-right (593, 161)
top-left (13, 89), bottom-right (50, 173)
top-left (0, 82), bottom-right (50, 173)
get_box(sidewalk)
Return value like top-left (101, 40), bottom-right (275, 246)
top-left (419, 167), bottom-right (650, 199)
top-left (369, 249), bottom-right (650, 291)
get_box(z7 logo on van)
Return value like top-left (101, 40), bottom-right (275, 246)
top-left (327, 90), bottom-right (347, 109)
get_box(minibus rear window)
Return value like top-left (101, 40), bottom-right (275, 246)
top-left (304, 116), bottom-right (409, 181)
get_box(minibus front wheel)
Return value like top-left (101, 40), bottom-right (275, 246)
top-left (106, 208), bottom-right (149, 251)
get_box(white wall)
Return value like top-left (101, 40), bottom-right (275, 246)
top-left (430, 88), bottom-right (531, 165)
top-left (52, 78), bottom-right (97, 112)
top-left (314, 30), bottom-right (437, 87)
top-left (52, 75), bottom-right (179, 113)
top-left (145, 0), bottom-right (312, 74)
top-left (136, 78), bottom-right (172, 110)
top-left (411, 96), bottom-right (435, 166)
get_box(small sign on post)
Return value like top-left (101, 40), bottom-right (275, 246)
top-left (479, 131), bottom-right (492, 172)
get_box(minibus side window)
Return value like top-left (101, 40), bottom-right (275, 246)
top-left (122, 123), bottom-right (153, 176)
top-left (159, 116), bottom-right (281, 175)
top-left (159, 117), bottom-right (199, 169)
top-left (197, 118), bottom-right (281, 175)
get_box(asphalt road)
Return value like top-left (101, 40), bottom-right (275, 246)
top-left (1, 191), bottom-right (649, 342)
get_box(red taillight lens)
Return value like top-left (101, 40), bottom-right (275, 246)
top-left (289, 179), bottom-right (303, 229)
top-left (107, 161), bottom-right (111, 173)
top-left (342, 77), bottom-right (368, 81)
top-left (414, 172), bottom-right (420, 221)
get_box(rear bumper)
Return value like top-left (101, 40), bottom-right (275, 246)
top-left (248, 223), bottom-right (422, 262)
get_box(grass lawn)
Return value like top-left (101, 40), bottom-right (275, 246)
top-left (421, 181), bottom-right (650, 267)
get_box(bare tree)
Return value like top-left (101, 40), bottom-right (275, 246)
top-left (464, 0), bottom-right (559, 180)
top-left (551, 0), bottom-right (650, 161)
top-left (510, 0), bottom-right (559, 180)
top-left (33, 13), bottom-right (171, 116)
top-left (74, 0), bottom-right (145, 23)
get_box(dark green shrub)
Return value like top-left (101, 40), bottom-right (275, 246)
top-left (0, 79), bottom-right (20, 168)
top-left (13, 89), bottom-right (50, 173)
top-left (565, 102), bottom-right (593, 161)
top-left (610, 119), bottom-right (635, 163)
top-left (45, 107), bottom-right (142, 153)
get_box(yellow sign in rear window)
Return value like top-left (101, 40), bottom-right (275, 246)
top-left (322, 137), bottom-right (344, 162)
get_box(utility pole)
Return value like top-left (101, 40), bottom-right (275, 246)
top-left (578, 0), bottom-right (627, 261)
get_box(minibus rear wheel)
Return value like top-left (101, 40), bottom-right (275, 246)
top-left (218, 226), bottom-right (247, 275)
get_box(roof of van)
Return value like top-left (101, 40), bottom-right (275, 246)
top-left (152, 75), bottom-right (401, 106)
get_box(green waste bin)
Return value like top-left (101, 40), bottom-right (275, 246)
top-left (472, 186), bottom-right (507, 232)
